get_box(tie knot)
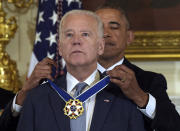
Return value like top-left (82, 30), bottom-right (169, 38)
top-left (102, 71), bottom-right (107, 77)
top-left (73, 82), bottom-right (88, 97)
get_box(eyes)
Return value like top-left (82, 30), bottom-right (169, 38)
top-left (66, 32), bottom-right (73, 37)
top-left (82, 32), bottom-right (89, 37)
top-left (65, 32), bottom-right (90, 38)
top-left (110, 25), bottom-right (119, 30)
top-left (108, 21), bottom-right (120, 30)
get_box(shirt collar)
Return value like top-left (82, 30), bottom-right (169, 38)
top-left (97, 58), bottom-right (124, 73)
top-left (66, 69), bottom-right (98, 93)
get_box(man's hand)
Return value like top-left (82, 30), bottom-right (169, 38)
top-left (16, 58), bottom-right (57, 105)
top-left (107, 65), bottom-right (149, 108)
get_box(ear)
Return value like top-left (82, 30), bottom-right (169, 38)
top-left (97, 38), bottom-right (105, 55)
top-left (127, 30), bottom-right (134, 46)
top-left (58, 41), bottom-right (62, 56)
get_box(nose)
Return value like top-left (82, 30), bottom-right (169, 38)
top-left (103, 27), bottom-right (111, 38)
top-left (72, 35), bottom-right (81, 45)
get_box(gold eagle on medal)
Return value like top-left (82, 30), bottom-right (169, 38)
top-left (64, 99), bottom-right (84, 119)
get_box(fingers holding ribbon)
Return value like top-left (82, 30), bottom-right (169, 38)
top-left (27, 57), bottom-right (57, 89)
top-left (107, 65), bottom-right (148, 108)
top-left (107, 65), bottom-right (129, 85)
top-left (38, 57), bottom-right (57, 79)
top-left (17, 58), bottom-right (57, 106)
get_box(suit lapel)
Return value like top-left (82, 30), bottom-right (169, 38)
top-left (90, 84), bottom-right (115, 131)
top-left (48, 75), bottom-right (71, 131)
top-left (123, 58), bottom-right (133, 69)
top-left (123, 58), bottom-right (140, 75)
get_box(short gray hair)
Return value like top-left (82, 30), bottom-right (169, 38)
top-left (59, 10), bottom-right (104, 40)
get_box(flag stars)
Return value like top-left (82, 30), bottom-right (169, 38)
top-left (35, 32), bottom-right (42, 44)
top-left (55, 0), bottom-right (58, 5)
top-left (66, 0), bottom-right (81, 7)
top-left (47, 52), bottom-right (55, 59)
top-left (46, 32), bottom-right (57, 46)
top-left (38, 12), bottom-right (45, 24)
top-left (41, 0), bottom-right (48, 3)
top-left (49, 11), bottom-right (58, 25)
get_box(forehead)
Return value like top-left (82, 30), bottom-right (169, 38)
top-left (95, 8), bottom-right (125, 25)
top-left (62, 14), bottom-right (98, 30)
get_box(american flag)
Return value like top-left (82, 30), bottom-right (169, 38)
top-left (28, 0), bottom-right (81, 77)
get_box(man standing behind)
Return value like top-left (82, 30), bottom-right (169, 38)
top-left (96, 5), bottom-right (180, 131)
top-left (17, 10), bottom-right (145, 131)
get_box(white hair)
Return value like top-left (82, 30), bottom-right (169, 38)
top-left (59, 9), bottom-right (104, 40)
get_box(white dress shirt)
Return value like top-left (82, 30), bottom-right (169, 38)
top-left (12, 94), bottom-right (22, 117)
top-left (66, 70), bottom-right (98, 131)
top-left (97, 58), bottom-right (156, 119)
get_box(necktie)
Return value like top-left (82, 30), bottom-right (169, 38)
top-left (70, 82), bottom-right (87, 131)
top-left (102, 71), bottom-right (107, 77)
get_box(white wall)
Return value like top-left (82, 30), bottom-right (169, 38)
top-left (4, 3), bottom-right (37, 82)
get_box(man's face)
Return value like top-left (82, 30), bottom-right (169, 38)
top-left (96, 8), bottom-right (132, 62)
top-left (59, 13), bottom-right (104, 68)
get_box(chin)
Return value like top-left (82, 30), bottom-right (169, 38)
top-left (99, 54), bottom-right (115, 60)
top-left (102, 52), bottom-right (113, 57)
top-left (70, 61), bottom-right (86, 66)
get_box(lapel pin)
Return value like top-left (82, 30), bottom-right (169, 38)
top-left (104, 99), bottom-right (110, 103)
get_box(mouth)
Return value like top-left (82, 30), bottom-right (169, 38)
top-left (71, 50), bottom-right (84, 54)
top-left (105, 42), bottom-right (115, 46)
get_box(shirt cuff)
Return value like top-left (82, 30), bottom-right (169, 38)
top-left (11, 93), bottom-right (22, 117)
top-left (138, 93), bottom-right (156, 119)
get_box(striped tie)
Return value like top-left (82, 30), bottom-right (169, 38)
top-left (70, 82), bottom-right (87, 131)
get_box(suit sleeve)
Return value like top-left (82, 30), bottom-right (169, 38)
top-left (16, 93), bottom-right (35, 131)
top-left (0, 100), bottom-right (19, 131)
top-left (146, 74), bottom-right (180, 131)
top-left (0, 88), bottom-right (15, 109)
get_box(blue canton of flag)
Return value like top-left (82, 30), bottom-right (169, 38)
top-left (28, 0), bottom-right (81, 77)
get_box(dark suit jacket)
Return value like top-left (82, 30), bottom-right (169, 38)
top-left (16, 73), bottom-right (145, 131)
top-left (123, 58), bottom-right (180, 131)
top-left (0, 88), bottom-right (16, 131)
top-left (1, 59), bottom-right (180, 131)
top-left (0, 100), bottom-right (19, 131)
top-left (0, 88), bottom-right (14, 109)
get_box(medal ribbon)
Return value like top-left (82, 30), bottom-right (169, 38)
top-left (48, 75), bottom-right (110, 103)
top-left (48, 79), bottom-right (73, 101)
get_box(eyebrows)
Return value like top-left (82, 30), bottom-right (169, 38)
top-left (64, 29), bottom-right (92, 33)
top-left (63, 29), bottom-right (93, 36)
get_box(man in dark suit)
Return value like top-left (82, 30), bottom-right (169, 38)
top-left (95, 5), bottom-right (180, 131)
top-left (16, 10), bottom-right (145, 131)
